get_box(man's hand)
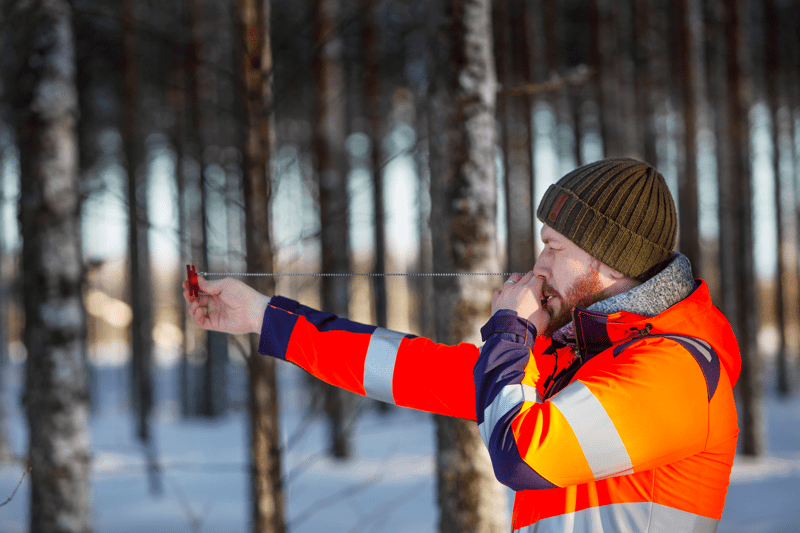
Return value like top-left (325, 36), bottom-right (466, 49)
top-left (492, 271), bottom-right (550, 334)
top-left (182, 276), bottom-right (270, 335)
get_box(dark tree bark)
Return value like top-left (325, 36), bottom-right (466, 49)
top-left (185, 0), bottom-right (229, 419)
top-left (0, 209), bottom-right (10, 463)
top-left (672, 0), bottom-right (702, 274)
top-left (200, 157), bottom-right (230, 419)
top-left (0, 62), bottom-right (11, 464)
top-left (791, 1), bottom-right (800, 396)
top-left (591, 0), bottom-right (622, 157)
top-left (494, 0), bottom-right (535, 274)
top-left (613, 0), bottom-right (640, 158)
top-left (362, 0), bottom-right (387, 331)
top-left (238, 0), bottom-right (286, 529)
top-left (312, 0), bottom-right (354, 460)
top-left (167, 29), bottom-right (193, 418)
top-left (764, 0), bottom-right (790, 396)
top-left (426, 1), bottom-right (509, 531)
top-left (631, 0), bottom-right (661, 165)
top-left (121, 0), bottom-right (154, 449)
top-left (8, 0), bottom-right (94, 530)
top-left (719, 0), bottom-right (764, 456)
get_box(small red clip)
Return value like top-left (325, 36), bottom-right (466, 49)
top-left (186, 265), bottom-right (199, 298)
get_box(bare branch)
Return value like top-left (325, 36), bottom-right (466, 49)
top-left (498, 65), bottom-right (595, 98)
top-left (0, 466), bottom-right (31, 508)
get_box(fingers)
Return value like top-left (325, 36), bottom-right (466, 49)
top-left (517, 270), bottom-right (537, 285)
top-left (506, 272), bottom-right (525, 284)
top-left (196, 275), bottom-right (222, 295)
top-left (189, 299), bottom-right (211, 329)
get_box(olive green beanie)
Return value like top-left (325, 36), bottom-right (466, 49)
top-left (536, 158), bottom-right (677, 280)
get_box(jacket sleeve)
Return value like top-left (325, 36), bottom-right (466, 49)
top-left (258, 296), bottom-right (480, 420)
top-left (475, 312), bottom-right (718, 491)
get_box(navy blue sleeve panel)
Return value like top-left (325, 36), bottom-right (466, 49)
top-left (475, 311), bottom-right (558, 490)
top-left (258, 296), bottom-right (390, 361)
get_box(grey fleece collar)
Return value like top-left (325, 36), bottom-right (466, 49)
top-left (552, 253), bottom-right (697, 346)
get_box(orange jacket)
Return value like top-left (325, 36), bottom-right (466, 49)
top-left (258, 280), bottom-right (739, 532)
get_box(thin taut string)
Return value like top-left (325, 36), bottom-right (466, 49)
top-left (197, 271), bottom-right (513, 277)
top-left (185, 264), bottom-right (511, 298)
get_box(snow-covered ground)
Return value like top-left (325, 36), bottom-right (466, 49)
top-left (0, 356), bottom-right (798, 533)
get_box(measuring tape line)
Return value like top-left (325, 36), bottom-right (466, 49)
top-left (198, 271), bottom-right (513, 277)
top-left (186, 264), bottom-right (512, 298)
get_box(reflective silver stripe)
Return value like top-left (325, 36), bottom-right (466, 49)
top-left (663, 334), bottom-right (713, 362)
top-left (363, 327), bottom-right (406, 403)
top-left (478, 383), bottom-right (540, 446)
top-left (513, 502), bottom-right (719, 532)
top-left (550, 381), bottom-right (634, 480)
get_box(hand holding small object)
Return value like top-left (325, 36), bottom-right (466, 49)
top-left (183, 265), bottom-right (270, 335)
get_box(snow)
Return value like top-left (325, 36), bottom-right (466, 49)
top-left (0, 355), bottom-right (799, 533)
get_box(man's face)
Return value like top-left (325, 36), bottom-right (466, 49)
top-left (533, 226), bottom-right (612, 336)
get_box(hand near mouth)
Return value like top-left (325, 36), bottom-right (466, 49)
top-left (492, 271), bottom-right (550, 334)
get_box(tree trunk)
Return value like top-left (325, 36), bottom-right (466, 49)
top-left (168, 36), bottom-right (193, 418)
top-left (122, 0), bottom-right (154, 450)
top-left (184, 0), bottom-right (229, 419)
top-left (790, 1), bottom-right (800, 397)
top-left (238, 0), bottom-right (286, 529)
top-left (426, 1), bottom-right (509, 531)
top-left (765, 0), bottom-right (790, 397)
top-left (362, 0), bottom-right (387, 333)
top-left (9, 0), bottom-right (94, 530)
top-left (413, 96), bottom-right (435, 341)
top-left (672, 0), bottom-right (702, 274)
top-left (631, 0), bottom-right (660, 165)
top-left (0, 221), bottom-right (10, 463)
top-left (721, 0), bottom-right (764, 456)
top-left (200, 159), bottom-right (229, 419)
top-left (312, 0), bottom-right (354, 460)
top-left (494, 0), bottom-right (535, 274)
top-left (591, 0), bottom-right (621, 157)
top-left (0, 76), bottom-right (11, 464)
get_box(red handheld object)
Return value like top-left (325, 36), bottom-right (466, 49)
top-left (186, 265), bottom-right (199, 298)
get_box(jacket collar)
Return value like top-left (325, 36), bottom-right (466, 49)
top-left (552, 253), bottom-right (697, 359)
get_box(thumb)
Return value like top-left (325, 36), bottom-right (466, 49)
top-left (196, 275), bottom-right (223, 295)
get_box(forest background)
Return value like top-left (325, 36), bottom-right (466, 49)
top-left (0, 0), bottom-right (799, 531)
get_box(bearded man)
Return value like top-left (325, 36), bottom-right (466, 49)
top-left (185, 158), bottom-right (740, 532)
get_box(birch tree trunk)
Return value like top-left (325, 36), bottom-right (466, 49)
top-left (238, 0), bottom-right (286, 529)
top-left (312, 0), bottom-right (354, 459)
top-left (8, 0), bottom-right (94, 530)
top-left (426, 1), bottom-right (509, 531)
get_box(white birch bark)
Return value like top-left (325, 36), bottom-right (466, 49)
top-left (427, 1), bottom-right (509, 531)
top-left (8, 0), bottom-right (93, 530)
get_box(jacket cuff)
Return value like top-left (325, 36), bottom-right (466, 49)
top-left (258, 295), bottom-right (300, 360)
top-left (480, 310), bottom-right (537, 348)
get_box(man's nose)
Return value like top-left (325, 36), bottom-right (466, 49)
top-left (532, 259), bottom-right (548, 280)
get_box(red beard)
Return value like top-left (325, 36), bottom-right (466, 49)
top-left (541, 267), bottom-right (609, 337)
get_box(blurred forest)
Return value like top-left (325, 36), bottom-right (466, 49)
top-left (0, 0), bottom-right (799, 531)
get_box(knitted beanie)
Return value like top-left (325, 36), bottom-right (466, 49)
top-left (536, 158), bottom-right (677, 279)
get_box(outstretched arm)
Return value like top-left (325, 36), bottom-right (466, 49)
top-left (183, 276), bottom-right (482, 420)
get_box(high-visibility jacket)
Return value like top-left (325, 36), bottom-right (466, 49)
top-left (258, 279), bottom-right (740, 533)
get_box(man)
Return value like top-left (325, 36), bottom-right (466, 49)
top-left (185, 158), bottom-right (739, 532)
